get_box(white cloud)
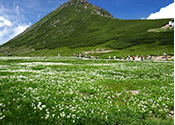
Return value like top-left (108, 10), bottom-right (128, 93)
top-left (0, 4), bottom-right (31, 45)
top-left (15, 5), bottom-right (20, 17)
top-left (0, 27), bottom-right (9, 38)
top-left (147, 2), bottom-right (175, 19)
top-left (0, 16), bottom-right (12, 27)
top-left (0, 19), bottom-right (31, 45)
top-left (10, 24), bottom-right (31, 38)
top-left (0, 4), bottom-right (5, 13)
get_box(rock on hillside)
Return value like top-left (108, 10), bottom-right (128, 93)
top-left (60, 0), bottom-right (113, 18)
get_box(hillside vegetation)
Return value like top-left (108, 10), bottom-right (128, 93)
top-left (0, 0), bottom-right (174, 57)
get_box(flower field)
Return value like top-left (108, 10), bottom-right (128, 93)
top-left (0, 57), bottom-right (174, 124)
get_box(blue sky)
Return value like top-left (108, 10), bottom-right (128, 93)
top-left (0, 0), bottom-right (174, 45)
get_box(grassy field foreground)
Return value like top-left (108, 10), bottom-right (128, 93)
top-left (0, 57), bottom-right (174, 124)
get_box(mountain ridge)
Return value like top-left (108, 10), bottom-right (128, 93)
top-left (9, 0), bottom-right (113, 42)
top-left (0, 0), bottom-right (174, 57)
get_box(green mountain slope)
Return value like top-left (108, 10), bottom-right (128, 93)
top-left (0, 0), bottom-right (174, 57)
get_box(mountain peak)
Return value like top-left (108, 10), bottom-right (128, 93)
top-left (60, 0), bottom-right (113, 18)
top-left (70, 0), bottom-right (88, 3)
top-left (69, 0), bottom-right (90, 5)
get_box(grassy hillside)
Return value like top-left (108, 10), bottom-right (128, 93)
top-left (0, 0), bottom-right (174, 57)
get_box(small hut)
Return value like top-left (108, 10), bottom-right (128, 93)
top-left (169, 19), bottom-right (174, 27)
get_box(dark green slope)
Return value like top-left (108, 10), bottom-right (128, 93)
top-left (0, 0), bottom-right (174, 56)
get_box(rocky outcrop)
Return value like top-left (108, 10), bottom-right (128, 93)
top-left (60, 0), bottom-right (113, 18)
top-left (70, 0), bottom-right (89, 4)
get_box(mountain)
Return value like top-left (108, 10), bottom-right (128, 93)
top-left (0, 0), bottom-right (174, 57)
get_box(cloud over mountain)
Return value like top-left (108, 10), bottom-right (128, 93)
top-left (0, 4), bottom-right (31, 45)
top-left (147, 2), bottom-right (174, 19)
top-left (0, 17), bottom-right (30, 45)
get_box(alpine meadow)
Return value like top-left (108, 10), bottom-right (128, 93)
top-left (0, 0), bottom-right (174, 124)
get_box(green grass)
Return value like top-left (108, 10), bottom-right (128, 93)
top-left (96, 42), bottom-right (174, 59)
top-left (0, 57), bottom-right (174, 124)
top-left (0, 40), bottom-right (173, 58)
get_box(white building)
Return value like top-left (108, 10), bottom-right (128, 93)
top-left (169, 19), bottom-right (174, 27)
